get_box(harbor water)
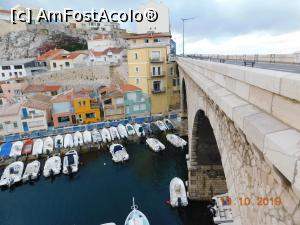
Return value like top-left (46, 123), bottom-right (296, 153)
top-left (0, 139), bottom-right (213, 225)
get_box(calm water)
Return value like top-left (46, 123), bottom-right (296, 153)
top-left (0, 139), bottom-right (213, 225)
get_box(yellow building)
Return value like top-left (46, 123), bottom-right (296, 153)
top-left (126, 33), bottom-right (180, 114)
top-left (73, 91), bottom-right (101, 124)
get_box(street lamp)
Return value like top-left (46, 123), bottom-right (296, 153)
top-left (181, 17), bottom-right (195, 57)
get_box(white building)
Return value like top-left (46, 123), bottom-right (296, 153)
top-left (0, 103), bottom-right (23, 136)
top-left (0, 58), bottom-right (47, 81)
top-left (88, 34), bottom-right (119, 52)
top-left (137, 1), bottom-right (170, 34)
top-left (89, 48), bottom-right (125, 65)
top-left (49, 52), bottom-right (88, 71)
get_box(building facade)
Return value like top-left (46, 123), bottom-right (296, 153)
top-left (49, 52), bottom-right (88, 71)
top-left (0, 103), bottom-right (23, 136)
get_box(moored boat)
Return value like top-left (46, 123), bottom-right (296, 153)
top-left (0, 161), bottom-right (24, 187)
top-left (32, 139), bottom-right (43, 156)
top-left (43, 155), bottom-right (62, 177)
top-left (142, 123), bottom-right (152, 135)
top-left (43, 136), bottom-right (53, 154)
top-left (126, 124), bottom-right (135, 136)
top-left (146, 138), bottom-right (165, 152)
top-left (163, 118), bottom-right (175, 130)
top-left (63, 150), bottom-right (79, 175)
top-left (83, 130), bottom-right (92, 144)
top-left (109, 144), bottom-right (129, 163)
top-left (155, 120), bottom-right (167, 131)
top-left (0, 142), bottom-right (13, 158)
top-left (134, 123), bottom-right (145, 137)
top-left (150, 122), bottom-right (161, 134)
top-left (101, 128), bottom-right (111, 143)
top-left (124, 197), bottom-right (150, 225)
top-left (64, 133), bottom-right (74, 148)
top-left (54, 135), bottom-right (64, 149)
top-left (117, 124), bottom-right (128, 139)
top-left (208, 193), bottom-right (234, 224)
top-left (74, 131), bottom-right (84, 147)
top-left (169, 177), bottom-right (188, 207)
top-left (21, 139), bottom-right (33, 155)
top-left (166, 134), bottom-right (187, 149)
top-left (22, 160), bottom-right (40, 182)
top-left (10, 141), bottom-right (23, 157)
top-left (92, 129), bottom-right (102, 144)
top-left (109, 126), bottom-right (120, 141)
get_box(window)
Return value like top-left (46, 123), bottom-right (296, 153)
top-left (153, 80), bottom-right (162, 92)
top-left (9, 72), bottom-right (12, 76)
top-left (134, 53), bottom-right (138, 60)
top-left (83, 101), bottom-right (86, 106)
top-left (140, 103), bottom-right (146, 111)
top-left (133, 104), bottom-right (139, 111)
top-left (65, 62), bottom-right (70, 67)
top-left (135, 78), bottom-right (140, 85)
top-left (19, 72), bottom-right (22, 76)
top-left (78, 101), bottom-right (81, 106)
top-left (126, 106), bottom-right (130, 114)
top-left (127, 92), bottom-right (137, 101)
top-left (115, 97), bottom-right (124, 105)
top-left (104, 99), bottom-right (112, 105)
top-left (135, 67), bottom-right (139, 73)
top-left (0, 99), bottom-right (3, 105)
top-left (53, 62), bottom-right (57, 68)
top-left (14, 65), bottom-right (22, 69)
top-left (14, 72), bottom-right (18, 76)
top-left (1, 73), bottom-right (4, 77)
top-left (0, 123), bottom-right (3, 130)
top-left (170, 67), bottom-right (174, 75)
top-left (144, 39), bottom-right (149, 43)
top-left (151, 51), bottom-right (160, 60)
top-left (13, 122), bottom-right (18, 128)
top-left (154, 38), bottom-right (160, 43)
top-left (152, 67), bottom-right (161, 76)
top-left (2, 66), bottom-right (10, 70)
top-left (58, 116), bottom-right (70, 123)
top-left (173, 78), bottom-right (177, 87)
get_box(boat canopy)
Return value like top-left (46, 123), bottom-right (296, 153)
top-left (113, 145), bottom-right (123, 153)
top-left (67, 154), bottom-right (75, 165)
top-left (0, 142), bottom-right (13, 157)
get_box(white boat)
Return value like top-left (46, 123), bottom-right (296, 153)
top-left (134, 123), bottom-right (145, 137)
top-left (163, 118), bottom-right (175, 130)
top-left (64, 134), bottom-right (74, 148)
top-left (74, 131), bottom-right (84, 147)
top-left (54, 135), bottom-right (64, 149)
top-left (126, 124), bottom-right (136, 136)
top-left (10, 141), bottom-right (23, 157)
top-left (125, 197), bottom-right (150, 225)
top-left (92, 129), bottom-right (102, 144)
top-left (109, 126), bottom-right (120, 141)
top-left (146, 138), bottom-right (165, 152)
top-left (166, 134), bottom-right (187, 149)
top-left (101, 128), bottom-right (112, 143)
top-left (101, 223), bottom-right (116, 225)
top-left (43, 136), bottom-right (54, 154)
top-left (117, 124), bottom-right (128, 139)
top-left (83, 130), bottom-right (92, 144)
top-left (208, 193), bottom-right (234, 224)
top-left (109, 144), bottom-right (129, 163)
top-left (22, 160), bottom-right (40, 182)
top-left (43, 155), bottom-right (62, 177)
top-left (169, 177), bottom-right (188, 207)
top-left (63, 150), bottom-right (79, 175)
top-left (0, 161), bottom-right (24, 187)
top-left (155, 120), bottom-right (167, 131)
top-left (32, 139), bottom-right (44, 156)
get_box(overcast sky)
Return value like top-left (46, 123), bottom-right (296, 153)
top-left (2, 0), bottom-right (300, 54)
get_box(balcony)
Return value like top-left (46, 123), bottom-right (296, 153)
top-left (152, 87), bottom-right (166, 94)
top-left (150, 57), bottom-right (165, 63)
top-left (151, 71), bottom-right (165, 77)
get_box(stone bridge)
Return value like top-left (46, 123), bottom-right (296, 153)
top-left (177, 57), bottom-right (300, 225)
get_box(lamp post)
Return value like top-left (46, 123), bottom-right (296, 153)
top-left (181, 17), bottom-right (194, 57)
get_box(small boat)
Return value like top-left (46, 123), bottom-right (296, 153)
top-left (22, 139), bottom-right (33, 155)
top-left (126, 124), bottom-right (135, 136)
top-left (109, 144), bottom-right (129, 163)
top-left (22, 160), bottom-right (40, 182)
top-left (83, 130), bottom-right (92, 144)
top-left (101, 128), bottom-right (111, 143)
top-left (142, 123), bottom-right (152, 135)
top-left (63, 150), bottom-right (79, 175)
top-left (92, 129), bottom-right (102, 144)
top-left (208, 193), bottom-right (234, 224)
top-left (146, 138), bottom-right (165, 152)
top-left (74, 131), bottom-right (84, 147)
top-left (150, 122), bottom-right (161, 134)
top-left (0, 142), bottom-right (12, 158)
top-left (43, 136), bottom-right (53, 154)
top-left (117, 124), bottom-right (128, 139)
top-left (0, 161), bottom-right (24, 187)
top-left (10, 141), bottom-right (23, 157)
top-left (155, 120), bottom-right (167, 131)
top-left (169, 177), bottom-right (188, 207)
top-left (163, 118), bottom-right (175, 130)
top-left (32, 139), bottom-right (43, 156)
top-left (166, 134), bottom-right (187, 149)
top-left (64, 134), bottom-right (74, 148)
top-left (101, 224), bottom-right (116, 225)
top-left (43, 155), bottom-right (62, 177)
top-left (134, 123), bottom-right (145, 137)
top-left (125, 197), bottom-right (150, 225)
top-left (109, 126), bottom-right (120, 141)
top-left (54, 135), bottom-right (64, 149)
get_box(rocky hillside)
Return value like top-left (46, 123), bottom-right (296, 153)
top-left (0, 29), bottom-right (88, 61)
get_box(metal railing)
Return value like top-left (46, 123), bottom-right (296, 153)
top-left (151, 87), bottom-right (166, 94)
top-left (150, 57), bottom-right (165, 63)
top-left (151, 71), bottom-right (165, 77)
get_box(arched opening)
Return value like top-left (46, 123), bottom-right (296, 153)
top-left (181, 78), bottom-right (188, 117)
top-left (189, 109), bottom-right (227, 200)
